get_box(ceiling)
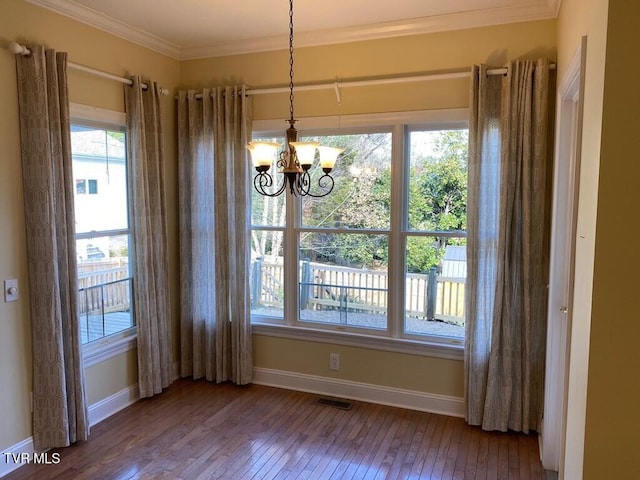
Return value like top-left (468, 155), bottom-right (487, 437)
top-left (26, 0), bottom-right (560, 59)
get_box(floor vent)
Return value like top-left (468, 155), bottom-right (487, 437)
top-left (314, 397), bottom-right (353, 410)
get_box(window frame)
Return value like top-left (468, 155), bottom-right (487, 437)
top-left (250, 109), bottom-right (468, 360)
top-left (70, 103), bottom-right (137, 366)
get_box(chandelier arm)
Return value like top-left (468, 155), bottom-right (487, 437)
top-left (254, 171), bottom-right (287, 197)
top-left (297, 172), bottom-right (335, 198)
top-left (296, 170), bottom-right (310, 195)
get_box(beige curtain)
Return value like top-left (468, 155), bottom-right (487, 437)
top-left (15, 45), bottom-right (89, 450)
top-left (177, 87), bottom-right (253, 384)
top-left (465, 59), bottom-right (552, 433)
top-left (125, 77), bottom-right (172, 398)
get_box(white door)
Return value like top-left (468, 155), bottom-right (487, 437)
top-left (541, 37), bottom-right (586, 475)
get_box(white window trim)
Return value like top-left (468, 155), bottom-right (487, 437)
top-left (251, 108), bottom-right (468, 361)
top-left (252, 324), bottom-right (463, 361)
top-left (83, 329), bottom-right (137, 368)
top-left (71, 103), bottom-right (137, 366)
top-left (70, 103), bottom-right (126, 127)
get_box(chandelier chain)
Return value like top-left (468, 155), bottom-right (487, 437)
top-left (288, 0), bottom-right (294, 122)
top-left (247, 0), bottom-right (339, 199)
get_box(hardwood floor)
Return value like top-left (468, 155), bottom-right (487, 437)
top-left (4, 379), bottom-right (546, 479)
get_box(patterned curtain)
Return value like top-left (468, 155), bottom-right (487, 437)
top-left (15, 45), bottom-right (89, 450)
top-left (177, 87), bottom-right (253, 384)
top-left (125, 77), bottom-right (172, 398)
top-left (465, 59), bottom-right (553, 433)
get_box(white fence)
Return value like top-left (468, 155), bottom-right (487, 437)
top-left (251, 258), bottom-right (465, 325)
top-left (78, 259), bottom-right (131, 314)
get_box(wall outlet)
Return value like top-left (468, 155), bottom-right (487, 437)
top-left (329, 353), bottom-right (340, 371)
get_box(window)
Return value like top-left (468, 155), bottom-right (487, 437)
top-left (88, 179), bottom-right (99, 194)
top-left (70, 121), bottom-right (134, 345)
top-left (75, 179), bottom-right (99, 194)
top-left (250, 110), bottom-right (468, 352)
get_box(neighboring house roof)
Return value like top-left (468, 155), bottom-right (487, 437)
top-left (70, 128), bottom-right (125, 159)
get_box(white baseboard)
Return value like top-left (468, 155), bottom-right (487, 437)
top-left (88, 384), bottom-right (139, 427)
top-left (253, 367), bottom-right (464, 418)
top-left (0, 437), bottom-right (35, 478)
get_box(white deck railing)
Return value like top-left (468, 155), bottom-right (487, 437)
top-left (251, 258), bottom-right (466, 325)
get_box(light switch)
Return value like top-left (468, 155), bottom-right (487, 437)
top-left (4, 279), bottom-right (19, 302)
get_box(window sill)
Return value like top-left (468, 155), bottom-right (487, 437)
top-left (83, 329), bottom-right (137, 368)
top-left (251, 322), bottom-right (464, 361)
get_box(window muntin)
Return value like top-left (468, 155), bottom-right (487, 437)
top-left (250, 113), bottom-right (468, 348)
top-left (71, 123), bottom-right (134, 344)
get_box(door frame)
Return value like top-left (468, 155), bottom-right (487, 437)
top-left (541, 36), bottom-right (587, 474)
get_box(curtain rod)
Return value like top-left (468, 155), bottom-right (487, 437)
top-left (248, 63), bottom-right (556, 96)
top-left (182, 70), bottom-right (473, 103)
top-left (183, 63), bottom-right (555, 104)
top-left (8, 42), bottom-right (169, 95)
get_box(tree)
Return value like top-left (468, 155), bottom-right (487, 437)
top-left (299, 133), bottom-right (392, 269)
top-left (250, 136), bottom-right (287, 260)
top-left (406, 129), bottom-right (468, 273)
top-left (250, 129), bottom-right (468, 274)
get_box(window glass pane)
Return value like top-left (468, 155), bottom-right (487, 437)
top-left (404, 235), bottom-right (465, 338)
top-left (250, 229), bottom-right (285, 318)
top-left (251, 136), bottom-right (286, 227)
top-left (71, 125), bottom-right (128, 233)
top-left (301, 133), bottom-right (392, 229)
top-left (299, 232), bottom-right (388, 329)
top-left (77, 234), bottom-right (133, 344)
top-left (408, 129), bottom-right (468, 232)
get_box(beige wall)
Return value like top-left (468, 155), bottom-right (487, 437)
top-left (0, 0), bottom-right (180, 451)
top-left (85, 350), bottom-right (138, 406)
top-left (181, 20), bottom-right (556, 120)
top-left (255, 336), bottom-right (464, 397)
top-left (581, 0), bottom-right (640, 478)
top-left (183, 20), bottom-right (556, 397)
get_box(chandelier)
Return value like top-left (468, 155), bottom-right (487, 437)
top-left (246, 0), bottom-right (343, 198)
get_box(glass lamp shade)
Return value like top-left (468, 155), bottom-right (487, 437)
top-left (318, 146), bottom-right (344, 169)
top-left (246, 141), bottom-right (280, 168)
top-left (290, 141), bottom-right (320, 167)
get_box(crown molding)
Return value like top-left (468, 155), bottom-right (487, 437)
top-left (25, 0), bottom-right (181, 59)
top-left (181, 2), bottom-right (558, 59)
top-left (25, 0), bottom-right (557, 61)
